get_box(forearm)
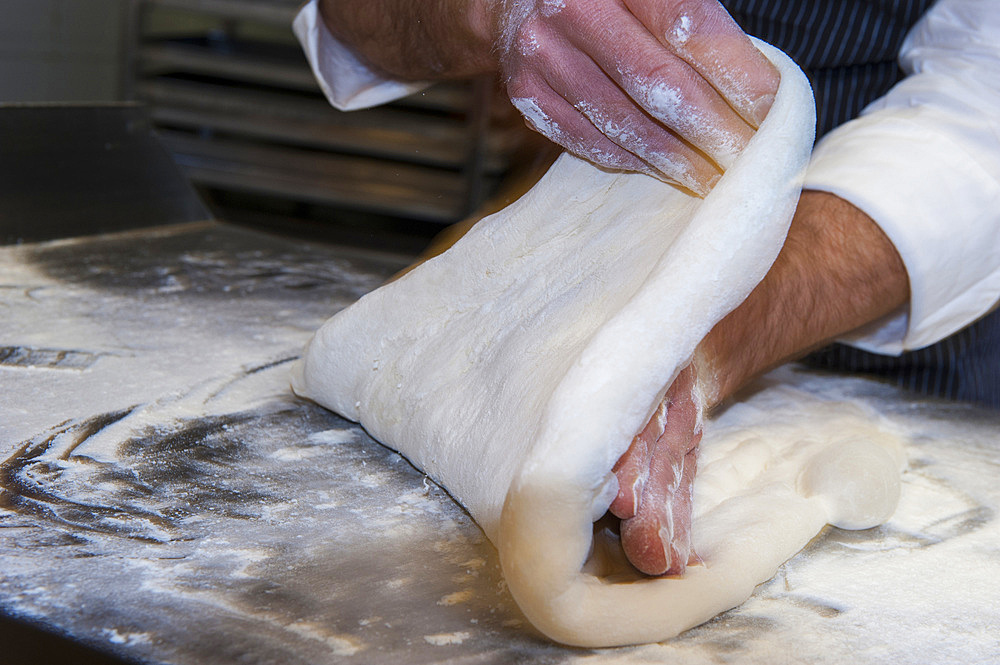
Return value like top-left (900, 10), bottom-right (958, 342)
top-left (802, 1), bottom-right (1000, 351)
top-left (317, 0), bottom-right (497, 80)
top-left (697, 190), bottom-right (910, 405)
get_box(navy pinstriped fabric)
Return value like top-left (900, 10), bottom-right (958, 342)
top-left (808, 310), bottom-right (1000, 408)
top-left (720, 0), bottom-right (1000, 408)
top-left (721, 0), bottom-right (936, 137)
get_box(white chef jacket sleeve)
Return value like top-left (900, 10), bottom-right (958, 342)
top-left (292, 0), bottom-right (430, 111)
top-left (803, 0), bottom-right (1000, 355)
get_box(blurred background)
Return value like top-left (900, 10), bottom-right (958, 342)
top-left (1, 0), bottom-right (543, 254)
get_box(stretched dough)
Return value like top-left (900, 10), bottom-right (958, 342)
top-left (292, 41), bottom-right (904, 646)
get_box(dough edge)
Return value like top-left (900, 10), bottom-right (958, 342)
top-left (496, 40), bottom-right (824, 645)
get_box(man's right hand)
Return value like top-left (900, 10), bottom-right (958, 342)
top-left (493, 0), bottom-right (780, 194)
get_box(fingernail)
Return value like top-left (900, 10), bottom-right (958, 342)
top-left (750, 93), bottom-right (775, 127)
top-left (644, 165), bottom-right (713, 198)
top-left (690, 172), bottom-right (720, 197)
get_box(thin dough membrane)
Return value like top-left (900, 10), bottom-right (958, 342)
top-left (292, 41), bottom-right (904, 646)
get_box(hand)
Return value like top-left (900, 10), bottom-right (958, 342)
top-left (610, 364), bottom-right (702, 575)
top-left (608, 192), bottom-right (911, 576)
top-left (493, 0), bottom-right (779, 194)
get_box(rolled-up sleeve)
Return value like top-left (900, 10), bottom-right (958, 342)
top-left (804, 0), bottom-right (1000, 354)
top-left (293, 0), bottom-right (430, 111)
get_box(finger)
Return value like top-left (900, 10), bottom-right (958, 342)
top-left (549, 0), bottom-right (754, 168)
top-left (610, 400), bottom-right (664, 519)
top-left (624, 0), bottom-right (780, 127)
top-left (665, 433), bottom-right (700, 574)
top-left (502, 12), bottom-right (654, 174)
top-left (528, 28), bottom-right (722, 193)
top-left (508, 84), bottom-right (655, 174)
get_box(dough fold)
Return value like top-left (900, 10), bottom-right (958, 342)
top-left (292, 42), bottom-right (904, 646)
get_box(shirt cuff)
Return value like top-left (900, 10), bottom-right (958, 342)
top-left (293, 0), bottom-right (431, 111)
top-left (803, 108), bottom-right (1000, 355)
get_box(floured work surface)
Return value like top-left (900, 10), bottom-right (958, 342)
top-left (0, 222), bottom-right (999, 662)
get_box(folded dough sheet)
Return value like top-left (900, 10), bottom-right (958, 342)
top-left (293, 41), bottom-right (904, 646)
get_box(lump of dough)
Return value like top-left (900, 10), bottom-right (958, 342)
top-left (799, 436), bottom-right (903, 530)
top-left (292, 40), bottom-right (904, 646)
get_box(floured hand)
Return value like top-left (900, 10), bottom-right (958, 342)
top-left (493, 0), bottom-right (779, 194)
top-left (610, 364), bottom-right (702, 575)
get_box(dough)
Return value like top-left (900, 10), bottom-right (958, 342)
top-left (292, 41), bottom-right (904, 646)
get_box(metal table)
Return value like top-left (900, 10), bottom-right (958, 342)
top-left (1, 222), bottom-right (998, 664)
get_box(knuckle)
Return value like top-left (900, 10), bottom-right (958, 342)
top-left (546, 0), bottom-right (615, 36)
top-left (541, 0), bottom-right (583, 22)
top-left (642, 59), bottom-right (687, 85)
top-left (512, 17), bottom-right (549, 60)
top-left (661, 0), bottom-right (711, 29)
top-left (505, 16), bottom-right (556, 66)
top-left (504, 72), bottom-right (540, 101)
top-left (629, 59), bottom-right (698, 108)
top-left (625, 0), bottom-right (714, 42)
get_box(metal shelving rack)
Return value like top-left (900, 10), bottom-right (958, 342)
top-left (122, 0), bottom-right (523, 226)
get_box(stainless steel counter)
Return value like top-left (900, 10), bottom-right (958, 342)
top-left (2, 222), bottom-right (998, 663)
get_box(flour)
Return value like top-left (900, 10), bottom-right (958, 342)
top-left (0, 172), bottom-right (994, 663)
top-left (423, 631), bottom-right (470, 646)
top-left (662, 18), bottom-right (768, 127)
top-left (578, 93), bottom-right (701, 187)
top-left (574, 100), bottom-right (643, 147)
top-left (671, 14), bottom-right (694, 45)
top-left (512, 95), bottom-right (624, 172)
top-left (519, 25), bottom-right (541, 55)
top-left (633, 77), bottom-right (742, 167)
top-left (437, 589), bottom-right (475, 606)
top-left (498, 1), bottom-right (538, 58)
top-left (511, 96), bottom-right (559, 138)
top-left (540, 0), bottom-right (565, 17)
top-left (286, 622), bottom-right (365, 656)
top-left (102, 628), bottom-right (152, 647)
top-left (306, 428), bottom-right (356, 445)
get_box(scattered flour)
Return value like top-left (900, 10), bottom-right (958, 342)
top-left (437, 589), bottom-right (475, 606)
top-left (423, 631), bottom-right (471, 646)
top-left (459, 558), bottom-right (486, 570)
top-left (635, 79), bottom-right (741, 167)
top-left (384, 578), bottom-right (410, 590)
top-left (287, 621), bottom-right (365, 656)
top-left (102, 628), bottom-right (152, 647)
top-left (575, 100), bottom-right (644, 149)
top-left (270, 446), bottom-right (323, 461)
top-left (519, 25), bottom-right (541, 55)
top-left (307, 429), bottom-right (356, 445)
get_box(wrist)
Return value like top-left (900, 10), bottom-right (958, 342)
top-left (318, 0), bottom-right (498, 81)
